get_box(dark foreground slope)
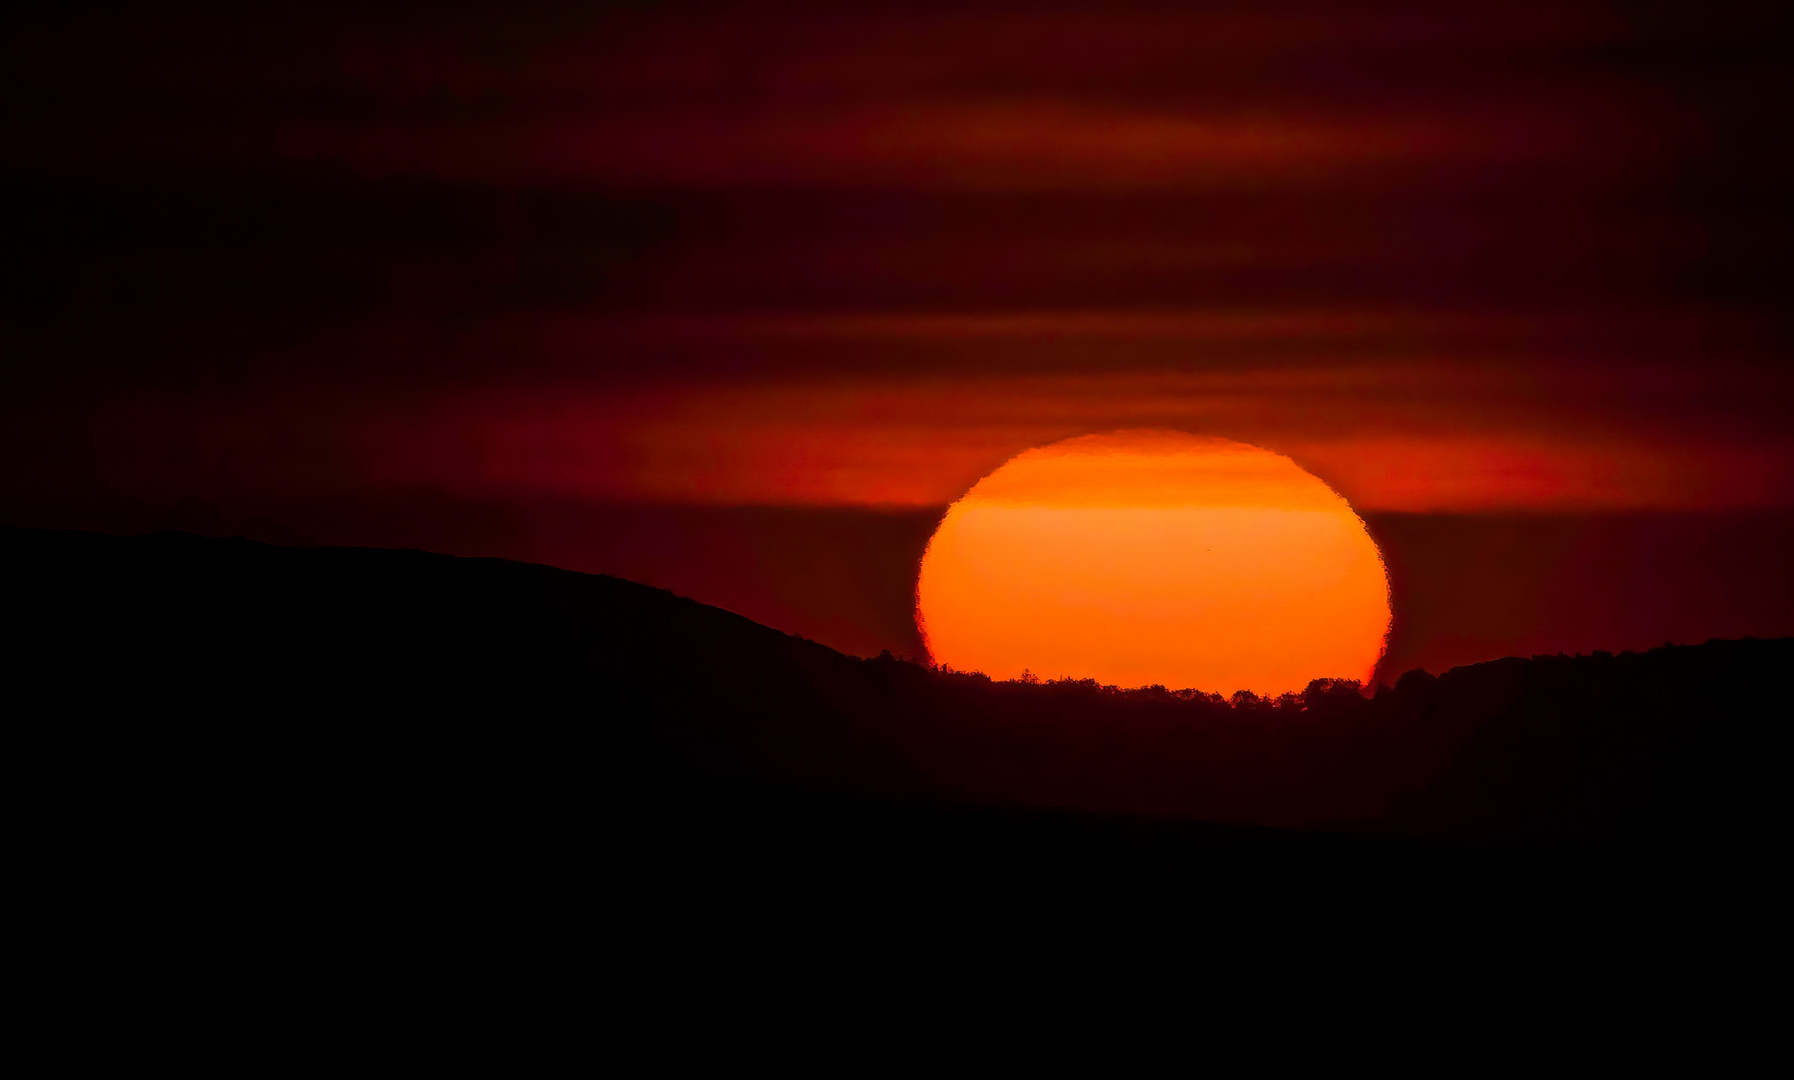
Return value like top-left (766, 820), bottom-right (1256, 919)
top-left (6, 527), bottom-right (1788, 886)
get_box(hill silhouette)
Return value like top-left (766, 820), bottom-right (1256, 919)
top-left (8, 526), bottom-right (1786, 860)
top-left (15, 520), bottom-right (1793, 1026)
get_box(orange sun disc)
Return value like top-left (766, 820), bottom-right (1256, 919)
top-left (916, 431), bottom-right (1391, 695)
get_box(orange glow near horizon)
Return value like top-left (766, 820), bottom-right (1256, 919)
top-left (328, 364), bottom-right (1794, 513)
top-left (916, 432), bottom-right (1391, 695)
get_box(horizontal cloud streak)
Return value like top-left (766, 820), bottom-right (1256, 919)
top-left (97, 360), bottom-right (1794, 512)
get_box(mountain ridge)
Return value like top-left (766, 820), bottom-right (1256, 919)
top-left (6, 526), bottom-right (1787, 850)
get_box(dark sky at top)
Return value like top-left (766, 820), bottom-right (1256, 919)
top-left (4, 1), bottom-right (1792, 678)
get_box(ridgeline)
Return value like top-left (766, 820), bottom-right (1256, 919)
top-left (7, 527), bottom-right (1788, 885)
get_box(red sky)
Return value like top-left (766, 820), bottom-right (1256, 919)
top-left (4, 1), bottom-right (1792, 683)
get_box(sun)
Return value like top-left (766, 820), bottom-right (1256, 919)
top-left (916, 431), bottom-right (1391, 695)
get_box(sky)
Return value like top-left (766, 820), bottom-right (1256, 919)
top-left (4, 1), bottom-right (1792, 683)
